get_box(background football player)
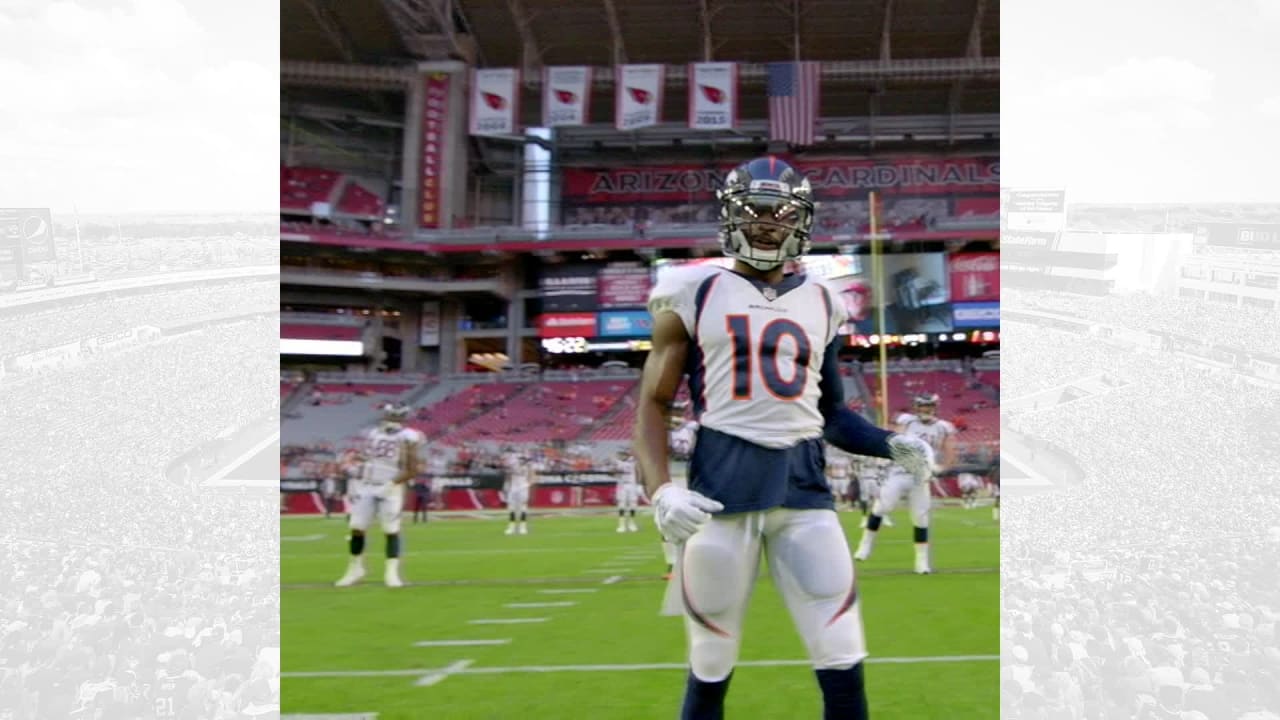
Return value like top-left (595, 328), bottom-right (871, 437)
top-left (634, 156), bottom-right (935, 720)
top-left (854, 393), bottom-right (955, 574)
top-left (614, 449), bottom-right (643, 532)
top-left (504, 449), bottom-right (537, 535)
top-left (824, 444), bottom-right (854, 509)
top-left (335, 403), bottom-right (423, 588)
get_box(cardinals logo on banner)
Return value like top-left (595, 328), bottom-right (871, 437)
top-left (543, 66), bottom-right (591, 127)
top-left (615, 64), bottom-right (664, 131)
top-left (470, 68), bottom-right (520, 136)
top-left (688, 62), bottom-right (737, 130)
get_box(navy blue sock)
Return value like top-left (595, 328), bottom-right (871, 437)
top-left (349, 533), bottom-right (365, 556)
top-left (386, 533), bottom-right (400, 558)
top-left (815, 664), bottom-right (868, 719)
top-left (680, 671), bottom-right (732, 720)
top-left (866, 515), bottom-right (883, 531)
top-left (913, 526), bottom-right (929, 543)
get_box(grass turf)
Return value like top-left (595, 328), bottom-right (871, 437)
top-left (281, 507), bottom-right (998, 719)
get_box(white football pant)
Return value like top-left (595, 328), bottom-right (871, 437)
top-left (507, 486), bottom-right (530, 514)
top-left (348, 483), bottom-right (404, 534)
top-left (875, 471), bottom-right (932, 527)
top-left (680, 508), bottom-right (867, 682)
top-left (616, 483), bottom-right (641, 511)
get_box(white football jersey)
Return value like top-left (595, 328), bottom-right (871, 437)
top-left (856, 457), bottom-right (889, 482)
top-left (669, 420), bottom-right (700, 456)
top-left (826, 454), bottom-right (853, 479)
top-left (895, 413), bottom-right (956, 454)
top-left (357, 425), bottom-right (424, 486)
top-left (649, 265), bottom-right (846, 449)
top-left (507, 456), bottom-right (538, 492)
top-left (615, 457), bottom-right (638, 485)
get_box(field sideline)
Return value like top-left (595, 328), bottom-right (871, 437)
top-left (282, 507), bottom-right (998, 719)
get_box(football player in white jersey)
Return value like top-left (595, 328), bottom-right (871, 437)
top-left (614, 449), bottom-right (644, 532)
top-left (854, 393), bottom-right (955, 574)
top-left (661, 406), bottom-right (700, 577)
top-left (957, 471), bottom-right (983, 509)
top-left (504, 451), bottom-right (537, 535)
top-left (336, 403), bottom-right (424, 588)
top-left (633, 156), bottom-right (934, 720)
top-left (824, 446), bottom-right (854, 509)
top-left (854, 457), bottom-right (892, 528)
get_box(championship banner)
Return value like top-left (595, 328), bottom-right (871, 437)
top-left (949, 252), bottom-right (1000, 302)
top-left (420, 73), bottom-right (449, 229)
top-left (543, 66), bottom-right (591, 127)
top-left (615, 64), bottom-right (664, 131)
top-left (469, 68), bottom-right (520, 136)
top-left (1003, 189), bottom-right (1066, 232)
top-left (419, 300), bottom-right (441, 347)
top-left (688, 62), bottom-right (737, 130)
top-left (597, 261), bottom-right (652, 309)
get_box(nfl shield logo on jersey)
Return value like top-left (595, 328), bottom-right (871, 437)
top-left (762, 287), bottom-right (778, 301)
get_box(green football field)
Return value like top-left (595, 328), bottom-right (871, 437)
top-left (281, 507), bottom-right (998, 719)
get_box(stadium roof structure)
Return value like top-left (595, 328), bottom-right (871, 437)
top-left (281, 0), bottom-right (998, 142)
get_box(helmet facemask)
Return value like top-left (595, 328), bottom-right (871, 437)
top-left (717, 163), bottom-right (814, 271)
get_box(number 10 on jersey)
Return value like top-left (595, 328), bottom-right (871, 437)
top-left (725, 315), bottom-right (812, 401)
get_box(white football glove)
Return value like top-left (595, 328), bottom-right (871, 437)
top-left (652, 484), bottom-right (724, 543)
top-left (887, 434), bottom-right (936, 484)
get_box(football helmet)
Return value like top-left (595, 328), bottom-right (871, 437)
top-left (380, 402), bottom-right (410, 427)
top-left (717, 156), bottom-right (815, 271)
top-left (912, 393), bottom-right (940, 423)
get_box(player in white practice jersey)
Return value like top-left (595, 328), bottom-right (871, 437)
top-left (504, 450), bottom-right (537, 535)
top-left (957, 471), bottom-right (983, 509)
top-left (854, 393), bottom-right (955, 574)
top-left (660, 408), bottom-right (700, 575)
top-left (614, 449), bottom-right (644, 532)
top-left (633, 156), bottom-right (935, 720)
top-left (824, 446), bottom-right (854, 509)
top-left (336, 403), bottom-right (424, 588)
top-left (854, 456), bottom-right (892, 528)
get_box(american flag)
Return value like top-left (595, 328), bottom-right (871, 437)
top-left (766, 61), bottom-right (820, 146)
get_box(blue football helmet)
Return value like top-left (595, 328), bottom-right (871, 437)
top-left (716, 156), bottom-right (815, 271)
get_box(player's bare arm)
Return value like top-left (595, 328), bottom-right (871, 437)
top-left (394, 439), bottom-right (422, 485)
top-left (634, 310), bottom-right (689, 498)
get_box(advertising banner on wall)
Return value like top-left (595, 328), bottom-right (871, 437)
top-left (559, 156), bottom-right (999, 230)
top-left (539, 264), bottom-right (599, 312)
top-left (597, 310), bottom-right (653, 337)
top-left (420, 73), bottom-right (450, 229)
top-left (615, 64), bottom-right (664, 131)
top-left (420, 301), bottom-right (441, 347)
top-left (1003, 188), bottom-right (1066, 232)
top-left (688, 62), bottom-right (737, 130)
top-left (949, 252), bottom-right (1000, 302)
top-left (538, 312), bottom-right (597, 338)
top-left (597, 261), bottom-right (652, 309)
top-left (543, 66), bottom-right (591, 127)
top-left (469, 67), bottom-right (520, 136)
top-left (952, 302), bottom-right (1000, 328)
top-left (0, 209), bottom-right (55, 264)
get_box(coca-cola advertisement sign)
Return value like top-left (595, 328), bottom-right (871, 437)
top-left (949, 252), bottom-right (1000, 302)
top-left (598, 262), bottom-right (652, 309)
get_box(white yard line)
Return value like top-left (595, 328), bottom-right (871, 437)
top-left (537, 588), bottom-right (598, 595)
top-left (467, 618), bottom-right (549, 625)
top-left (413, 639), bottom-right (512, 647)
top-left (283, 655), bottom-right (999, 680)
top-left (282, 534), bottom-right (326, 542)
top-left (504, 601), bottom-right (576, 609)
top-left (601, 575), bottom-right (623, 585)
top-left (415, 659), bottom-right (474, 687)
